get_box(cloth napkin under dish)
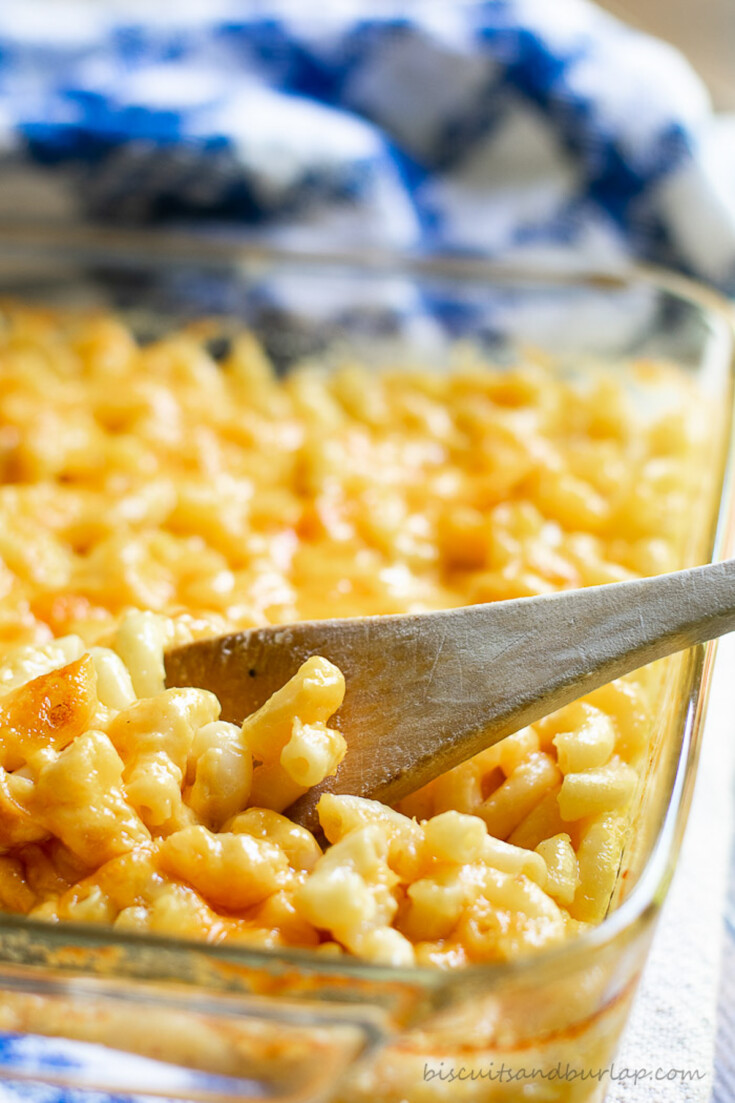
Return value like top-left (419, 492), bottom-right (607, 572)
top-left (0, 2), bottom-right (733, 1100)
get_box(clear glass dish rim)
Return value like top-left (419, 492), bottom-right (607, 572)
top-left (0, 220), bottom-right (732, 999)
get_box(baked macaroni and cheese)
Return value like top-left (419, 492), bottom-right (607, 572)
top-left (0, 302), bottom-right (712, 969)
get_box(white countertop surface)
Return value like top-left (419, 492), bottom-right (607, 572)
top-left (610, 632), bottom-right (735, 1102)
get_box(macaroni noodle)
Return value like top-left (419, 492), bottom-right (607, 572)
top-left (0, 302), bottom-right (712, 966)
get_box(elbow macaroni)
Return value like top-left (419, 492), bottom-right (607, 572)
top-left (0, 302), bottom-right (714, 966)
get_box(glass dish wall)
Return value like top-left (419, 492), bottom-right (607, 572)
top-left (0, 227), bottom-right (731, 1103)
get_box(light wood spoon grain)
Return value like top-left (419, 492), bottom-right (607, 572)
top-left (164, 558), bottom-right (735, 833)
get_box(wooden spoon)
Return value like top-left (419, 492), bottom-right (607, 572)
top-left (165, 558), bottom-right (735, 833)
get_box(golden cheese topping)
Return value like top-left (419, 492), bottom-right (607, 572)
top-left (0, 302), bottom-right (714, 967)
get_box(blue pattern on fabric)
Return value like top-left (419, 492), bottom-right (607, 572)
top-left (0, 0), bottom-right (730, 282)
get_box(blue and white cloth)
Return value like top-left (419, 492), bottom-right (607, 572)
top-left (0, 2), bottom-right (734, 1101)
top-left (0, 0), bottom-right (734, 288)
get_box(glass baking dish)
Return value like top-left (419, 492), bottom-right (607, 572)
top-left (0, 224), bottom-right (732, 1103)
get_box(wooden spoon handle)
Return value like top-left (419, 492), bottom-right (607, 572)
top-left (166, 557), bottom-right (735, 831)
top-left (287, 557), bottom-right (735, 825)
top-left (468, 555), bottom-right (735, 705)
